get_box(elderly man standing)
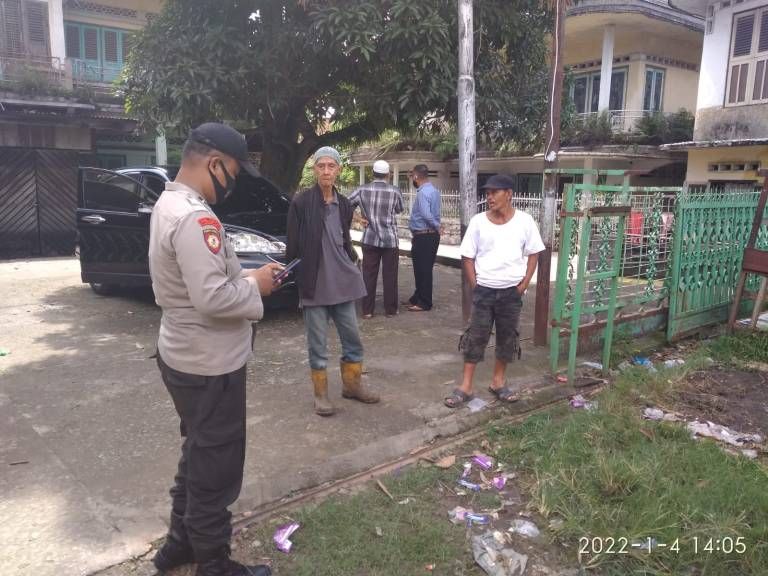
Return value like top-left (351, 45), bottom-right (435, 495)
top-left (349, 159), bottom-right (404, 318)
top-left (287, 147), bottom-right (380, 416)
top-left (445, 174), bottom-right (544, 409)
top-left (406, 164), bottom-right (441, 312)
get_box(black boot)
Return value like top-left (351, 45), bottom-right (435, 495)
top-left (195, 548), bottom-right (271, 576)
top-left (152, 517), bottom-right (194, 574)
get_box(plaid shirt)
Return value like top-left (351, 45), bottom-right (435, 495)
top-left (348, 180), bottom-right (404, 248)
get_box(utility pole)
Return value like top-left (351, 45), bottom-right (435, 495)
top-left (458, 0), bottom-right (477, 324)
top-left (534, 0), bottom-right (567, 346)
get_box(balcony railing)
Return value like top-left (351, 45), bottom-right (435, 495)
top-left (0, 53), bottom-right (68, 90)
top-left (69, 59), bottom-right (124, 85)
top-left (576, 110), bottom-right (667, 133)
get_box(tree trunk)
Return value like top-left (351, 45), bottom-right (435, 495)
top-left (258, 137), bottom-right (310, 197)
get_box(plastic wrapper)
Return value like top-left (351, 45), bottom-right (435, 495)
top-left (457, 479), bottom-right (482, 492)
top-left (273, 522), bottom-right (300, 553)
top-left (472, 454), bottom-right (494, 470)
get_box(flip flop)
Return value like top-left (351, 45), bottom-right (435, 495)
top-left (444, 388), bottom-right (474, 408)
top-left (407, 305), bottom-right (427, 312)
top-left (362, 314), bottom-right (374, 319)
top-left (488, 386), bottom-right (520, 403)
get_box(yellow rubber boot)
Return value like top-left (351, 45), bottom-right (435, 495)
top-left (312, 369), bottom-right (335, 416)
top-left (340, 361), bottom-right (380, 404)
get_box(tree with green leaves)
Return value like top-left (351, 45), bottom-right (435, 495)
top-left (123, 0), bottom-right (550, 194)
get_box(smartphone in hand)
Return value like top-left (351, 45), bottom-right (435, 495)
top-left (273, 258), bottom-right (301, 285)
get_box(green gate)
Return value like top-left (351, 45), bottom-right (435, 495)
top-left (667, 184), bottom-right (768, 341)
top-left (550, 169), bottom-right (681, 381)
top-left (550, 172), bottom-right (632, 382)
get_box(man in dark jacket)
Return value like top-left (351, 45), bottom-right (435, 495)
top-left (287, 146), bottom-right (380, 416)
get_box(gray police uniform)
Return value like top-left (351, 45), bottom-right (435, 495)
top-left (149, 181), bottom-right (263, 559)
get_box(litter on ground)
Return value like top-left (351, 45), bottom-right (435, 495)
top-left (273, 522), bottom-right (300, 553)
top-left (509, 519), bottom-right (540, 539)
top-left (472, 531), bottom-right (528, 576)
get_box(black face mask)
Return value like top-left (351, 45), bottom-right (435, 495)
top-left (209, 162), bottom-right (236, 204)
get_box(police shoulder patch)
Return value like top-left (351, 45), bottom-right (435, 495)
top-left (198, 216), bottom-right (222, 254)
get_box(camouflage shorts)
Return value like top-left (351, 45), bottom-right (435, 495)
top-left (459, 285), bottom-right (523, 364)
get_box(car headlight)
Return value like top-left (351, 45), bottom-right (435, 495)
top-left (226, 231), bottom-right (285, 255)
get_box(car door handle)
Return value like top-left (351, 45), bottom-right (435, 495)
top-left (82, 215), bottom-right (106, 224)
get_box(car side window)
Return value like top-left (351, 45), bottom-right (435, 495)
top-left (142, 174), bottom-right (167, 202)
top-left (83, 170), bottom-right (144, 213)
top-left (222, 174), bottom-right (290, 213)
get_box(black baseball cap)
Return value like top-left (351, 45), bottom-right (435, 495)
top-left (480, 174), bottom-right (516, 191)
top-left (188, 122), bottom-right (260, 177)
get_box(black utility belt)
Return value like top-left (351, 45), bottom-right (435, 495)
top-left (412, 229), bottom-right (439, 235)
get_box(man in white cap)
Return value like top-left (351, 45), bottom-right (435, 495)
top-left (287, 146), bottom-right (380, 416)
top-left (349, 159), bottom-right (404, 318)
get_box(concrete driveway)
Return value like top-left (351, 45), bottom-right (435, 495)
top-left (0, 257), bottom-right (548, 576)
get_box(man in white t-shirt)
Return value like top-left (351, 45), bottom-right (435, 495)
top-left (445, 174), bottom-right (545, 408)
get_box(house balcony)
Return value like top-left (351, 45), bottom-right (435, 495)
top-left (69, 58), bottom-right (123, 87)
top-left (0, 52), bottom-right (125, 102)
top-left (0, 53), bottom-right (71, 93)
top-left (576, 109), bottom-right (671, 133)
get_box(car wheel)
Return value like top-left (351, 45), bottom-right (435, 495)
top-left (90, 282), bottom-right (118, 296)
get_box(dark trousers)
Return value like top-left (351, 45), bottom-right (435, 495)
top-left (362, 244), bottom-right (399, 316)
top-left (157, 355), bottom-right (247, 560)
top-left (409, 232), bottom-right (440, 310)
top-left (461, 285), bottom-right (523, 364)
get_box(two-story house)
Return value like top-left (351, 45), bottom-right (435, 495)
top-left (664, 0), bottom-right (768, 185)
top-left (349, 0), bottom-right (704, 198)
top-left (0, 0), bottom-right (162, 259)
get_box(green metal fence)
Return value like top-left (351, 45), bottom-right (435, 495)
top-left (666, 184), bottom-right (768, 341)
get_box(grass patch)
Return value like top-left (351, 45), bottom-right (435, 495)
top-left (489, 362), bottom-right (768, 575)
top-left (246, 466), bottom-right (484, 576)
top-left (708, 330), bottom-right (768, 365)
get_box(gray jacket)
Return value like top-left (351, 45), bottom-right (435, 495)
top-left (149, 182), bottom-right (263, 376)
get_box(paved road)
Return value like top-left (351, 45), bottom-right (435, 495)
top-left (0, 257), bottom-right (545, 576)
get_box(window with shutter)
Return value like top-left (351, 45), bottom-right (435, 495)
top-left (727, 7), bottom-right (768, 106)
top-left (733, 14), bottom-right (754, 57)
top-left (65, 23), bottom-right (133, 83)
top-left (83, 27), bottom-right (98, 60)
top-left (0, 0), bottom-right (24, 54)
top-left (65, 24), bottom-right (80, 58)
top-left (122, 32), bottom-right (133, 61)
top-left (103, 30), bottom-right (117, 63)
top-left (23, 0), bottom-right (49, 56)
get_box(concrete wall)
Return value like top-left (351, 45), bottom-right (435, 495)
top-left (62, 0), bottom-right (163, 29)
top-left (694, 105), bottom-right (768, 140)
top-left (687, 145), bottom-right (768, 182)
top-left (0, 123), bottom-right (91, 150)
top-left (664, 66), bottom-right (700, 112)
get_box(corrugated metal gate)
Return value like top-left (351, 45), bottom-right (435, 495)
top-left (0, 149), bottom-right (78, 259)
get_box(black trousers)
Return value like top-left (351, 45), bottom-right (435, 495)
top-left (362, 244), bottom-right (399, 316)
top-left (157, 355), bottom-right (247, 560)
top-left (409, 232), bottom-right (440, 310)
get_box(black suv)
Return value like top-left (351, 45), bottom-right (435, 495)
top-left (76, 166), bottom-right (296, 306)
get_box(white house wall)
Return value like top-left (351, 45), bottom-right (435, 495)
top-left (694, 0), bottom-right (768, 140)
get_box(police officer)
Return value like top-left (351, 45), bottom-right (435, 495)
top-left (149, 123), bottom-right (279, 576)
